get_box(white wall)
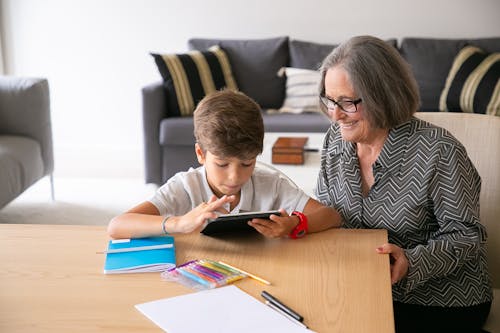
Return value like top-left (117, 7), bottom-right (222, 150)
top-left (1, 0), bottom-right (499, 178)
top-left (0, 3), bottom-right (4, 74)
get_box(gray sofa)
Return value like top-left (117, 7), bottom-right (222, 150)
top-left (143, 36), bottom-right (500, 185)
top-left (0, 76), bottom-right (54, 208)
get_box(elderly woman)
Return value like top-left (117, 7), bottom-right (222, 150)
top-left (314, 35), bottom-right (492, 332)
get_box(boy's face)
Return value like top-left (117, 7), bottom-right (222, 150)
top-left (195, 144), bottom-right (256, 197)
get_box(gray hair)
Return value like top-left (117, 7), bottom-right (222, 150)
top-left (319, 35), bottom-right (420, 128)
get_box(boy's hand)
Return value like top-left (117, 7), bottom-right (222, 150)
top-left (248, 208), bottom-right (298, 238)
top-left (206, 194), bottom-right (231, 215)
top-left (171, 195), bottom-right (234, 233)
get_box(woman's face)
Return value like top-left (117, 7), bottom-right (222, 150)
top-left (324, 66), bottom-right (375, 144)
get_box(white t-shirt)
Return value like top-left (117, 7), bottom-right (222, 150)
top-left (149, 164), bottom-right (310, 217)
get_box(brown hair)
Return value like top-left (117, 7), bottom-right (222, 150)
top-left (319, 35), bottom-right (420, 128)
top-left (193, 89), bottom-right (264, 159)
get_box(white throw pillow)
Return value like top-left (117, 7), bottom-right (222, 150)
top-left (278, 67), bottom-right (321, 113)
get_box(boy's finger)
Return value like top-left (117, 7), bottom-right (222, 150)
top-left (207, 195), bottom-right (218, 203)
top-left (267, 209), bottom-right (287, 223)
top-left (249, 221), bottom-right (279, 238)
top-left (210, 195), bottom-right (234, 206)
top-left (206, 196), bottom-right (227, 209)
top-left (278, 208), bottom-right (288, 216)
top-left (214, 206), bottom-right (229, 214)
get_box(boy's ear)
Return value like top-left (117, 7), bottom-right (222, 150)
top-left (195, 143), bottom-right (205, 165)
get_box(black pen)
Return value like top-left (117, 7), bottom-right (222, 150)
top-left (261, 290), bottom-right (304, 322)
top-left (265, 301), bottom-right (308, 328)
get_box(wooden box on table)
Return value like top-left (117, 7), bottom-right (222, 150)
top-left (271, 137), bottom-right (308, 165)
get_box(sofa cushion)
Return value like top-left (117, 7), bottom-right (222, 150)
top-left (439, 46), bottom-right (500, 116)
top-left (275, 67), bottom-right (321, 113)
top-left (151, 46), bottom-right (237, 117)
top-left (289, 40), bottom-right (338, 70)
top-left (400, 37), bottom-right (500, 112)
top-left (188, 37), bottom-right (289, 109)
top-left (159, 111), bottom-right (331, 148)
top-left (159, 117), bottom-right (195, 146)
top-left (289, 38), bottom-right (398, 70)
top-left (262, 112), bottom-right (331, 133)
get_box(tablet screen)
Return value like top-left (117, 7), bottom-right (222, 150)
top-left (201, 210), bottom-right (280, 236)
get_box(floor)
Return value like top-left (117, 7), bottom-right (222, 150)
top-left (0, 176), bottom-right (157, 225)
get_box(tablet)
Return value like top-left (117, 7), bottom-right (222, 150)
top-left (201, 210), bottom-right (281, 236)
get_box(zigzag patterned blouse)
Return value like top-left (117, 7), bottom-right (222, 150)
top-left (315, 117), bottom-right (492, 307)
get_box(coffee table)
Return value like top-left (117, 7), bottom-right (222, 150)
top-left (258, 132), bottom-right (326, 197)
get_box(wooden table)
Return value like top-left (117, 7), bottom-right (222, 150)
top-left (0, 224), bottom-right (394, 333)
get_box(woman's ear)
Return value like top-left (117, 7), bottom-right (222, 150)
top-left (195, 143), bottom-right (205, 165)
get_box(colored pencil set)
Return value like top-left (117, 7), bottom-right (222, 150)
top-left (161, 259), bottom-right (246, 290)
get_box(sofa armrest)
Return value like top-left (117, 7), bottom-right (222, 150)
top-left (0, 76), bottom-right (54, 175)
top-left (142, 81), bottom-right (168, 184)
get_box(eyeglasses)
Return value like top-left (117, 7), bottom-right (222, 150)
top-left (319, 94), bottom-right (362, 113)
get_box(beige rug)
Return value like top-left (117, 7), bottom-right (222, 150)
top-left (0, 201), bottom-right (118, 225)
top-left (0, 177), bottom-right (157, 225)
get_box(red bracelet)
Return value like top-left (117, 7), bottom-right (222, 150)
top-left (289, 211), bottom-right (308, 239)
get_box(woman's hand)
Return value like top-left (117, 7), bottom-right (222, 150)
top-left (169, 195), bottom-right (234, 234)
top-left (248, 208), bottom-right (298, 238)
top-left (376, 243), bottom-right (409, 284)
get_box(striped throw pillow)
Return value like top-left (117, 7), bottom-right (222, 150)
top-left (439, 46), bottom-right (500, 116)
top-left (277, 67), bottom-right (321, 113)
top-left (152, 46), bottom-right (238, 117)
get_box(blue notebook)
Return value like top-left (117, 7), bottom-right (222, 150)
top-left (103, 236), bottom-right (176, 274)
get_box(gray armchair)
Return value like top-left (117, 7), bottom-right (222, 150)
top-left (0, 76), bottom-right (54, 208)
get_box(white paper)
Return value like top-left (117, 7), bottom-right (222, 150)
top-left (135, 285), bottom-right (313, 333)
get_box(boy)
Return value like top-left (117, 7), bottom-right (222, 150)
top-left (107, 89), bottom-right (340, 239)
